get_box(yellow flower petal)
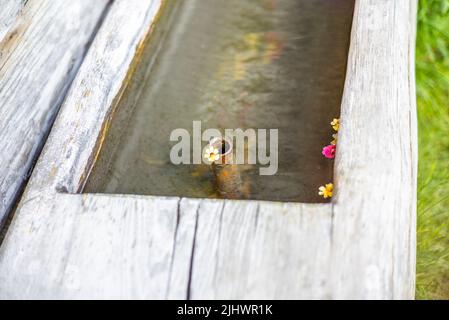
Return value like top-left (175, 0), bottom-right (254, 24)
top-left (331, 118), bottom-right (340, 131)
top-left (318, 183), bottom-right (333, 198)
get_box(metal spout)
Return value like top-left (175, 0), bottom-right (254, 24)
top-left (206, 137), bottom-right (242, 198)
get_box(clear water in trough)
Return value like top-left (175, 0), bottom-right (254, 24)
top-left (84, 0), bottom-right (355, 202)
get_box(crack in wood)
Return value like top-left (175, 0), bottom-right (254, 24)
top-left (186, 203), bottom-right (200, 300)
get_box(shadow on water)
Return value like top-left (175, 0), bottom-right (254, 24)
top-left (84, 0), bottom-right (355, 203)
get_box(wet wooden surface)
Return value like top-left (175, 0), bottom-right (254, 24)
top-left (0, 0), bottom-right (417, 299)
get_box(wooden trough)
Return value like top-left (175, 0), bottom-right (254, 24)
top-left (0, 0), bottom-right (417, 299)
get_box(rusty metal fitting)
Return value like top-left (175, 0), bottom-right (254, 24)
top-left (204, 137), bottom-right (242, 198)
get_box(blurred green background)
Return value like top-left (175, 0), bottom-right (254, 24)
top-left (416, 0), bottom-right (449, 299)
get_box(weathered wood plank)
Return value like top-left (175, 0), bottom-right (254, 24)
top-left (183, 200), bottom-right (333, 299)
top-left (166, 198), bottom-right (200, 299)
top-left (0, 193), bottom-right (331, 299)
top-left (0, 193), bottom-right (182, 299)
top-left (330, 0), bottom-right (418, 299)
top-left (0, 0), bottom-right (178, 299)
top-left (0, 0), bottom-right (26, 42)
top-left (0, 0), bottom-right (417, 299)
top-left (22, 0), bottom-right (166, 198)
top-left (0, 0), bottom-right (109, 228)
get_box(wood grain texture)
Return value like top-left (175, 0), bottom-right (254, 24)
top-left (22, 0), bottom-right (165, 198)
top-left (0, 193), bottom-right (182, 299)
top-left (0, 0), bottom-right (109, 228)
top-left (182, 200), bottom-right (334, 299)
top-left (330, 0), bottom-right (418, 299)
top-left (0, 0), bottom-right (417, 299)
top-left (0, 0), bottom-right (26, 42)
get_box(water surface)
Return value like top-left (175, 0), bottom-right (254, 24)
top-left (84, 0), bottom-right (355, 202)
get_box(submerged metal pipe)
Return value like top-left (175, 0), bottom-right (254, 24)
top-left (206, 137), bottom-right (242, 198)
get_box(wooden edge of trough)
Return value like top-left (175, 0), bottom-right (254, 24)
top-left (0, 0), bottom-right (110, 228)
top-left (0, 0), bottom-right (418, 299)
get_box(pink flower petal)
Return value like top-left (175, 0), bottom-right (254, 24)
top-left (322, 144), bottom-right (336, 159)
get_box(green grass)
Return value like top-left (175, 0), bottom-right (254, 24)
top-left (416, 0), bottom-right (449, 299)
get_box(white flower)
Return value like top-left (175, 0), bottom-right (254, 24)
top-left (204, 146), bottom-right (220, 162)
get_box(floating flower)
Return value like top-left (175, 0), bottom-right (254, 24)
top-left (322, 144), bottom-right (336, 159)
top-left (331, 118), bottom-right (340, 131)
top-left (204, 146), bottom-right (220, 163)
top-left (318, 183), bottom-right (333, 199)
top-left (331, 133), bottom-right (338, 146)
